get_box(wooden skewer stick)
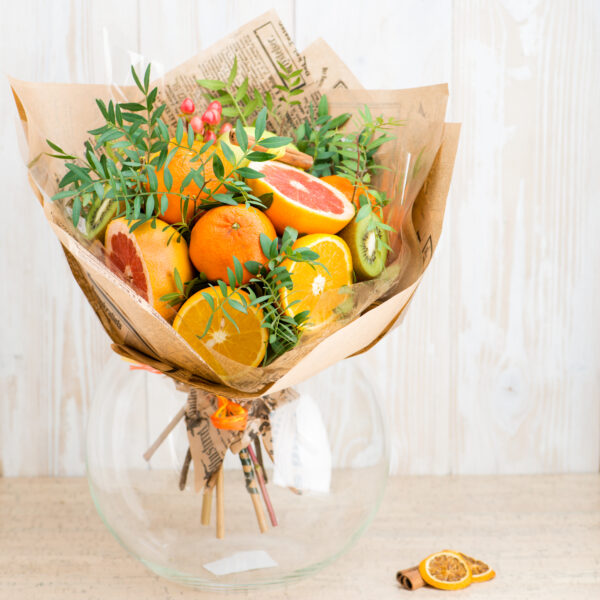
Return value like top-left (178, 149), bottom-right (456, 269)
top-left (178, 448), bottom-right (192, 491)
top-left (216, 464), bottom-right (225, 539)
top-left (143, 404), bottom-right (186, 462)
top-left (239, 449), bottom-right (268, 534)
top-left (201, 471), bottom-right (217, 526)
top-left (229, 131), bottom-right (314, 170)
top-left (247, 444), bottom-right (278, 527)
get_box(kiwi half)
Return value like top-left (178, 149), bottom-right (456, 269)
top-left (339, 212), bottom-right (388, 281)
top-left (85, 196), bottom-right (118, 242)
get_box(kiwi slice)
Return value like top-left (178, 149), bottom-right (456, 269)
top-left (85, 196), bottom-right (118, 242)
top-left (339, 212), bottom-right (388, 281)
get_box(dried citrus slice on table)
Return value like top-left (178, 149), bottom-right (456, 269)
top-left (459, 552), bottom-right (495, 583)
top-left (418, 550), bottom-right (473, 591)
top-left (280, 233), bottom-right (353, 330)
top-left (245, 161), bottom-right (355, 234)
top-left (173, 286), bottom-right (268, 373)
top-left (105, 217), bottom-right (194, 321)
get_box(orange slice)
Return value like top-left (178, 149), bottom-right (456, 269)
top-left (280, 233), bottom-right (353, 330)
top-left (105, 217), bottom-right (194, 321)
top-left (245, 161), bottom-right (355, 234)
top-left (173, 286), bottom-right (268, 373)
top-left (418, 550), bottom-right (473, 591)
top-left (459, 553), bottom-right (495, 583)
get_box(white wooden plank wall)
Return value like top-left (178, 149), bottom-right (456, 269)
top-left (0, 0), bottom-right (598, 476)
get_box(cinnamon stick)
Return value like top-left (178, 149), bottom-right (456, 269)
top-left (229, 131), bottom-right (314, 170)
top-left (396, 566), bottom-right (426, 590)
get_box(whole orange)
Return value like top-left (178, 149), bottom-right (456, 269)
top-left (189, 205), bottom-right (276, 284)
top-left (320, 174), bottom-right (380, 215)
top-left (155, 140), bottom-right (226, 224)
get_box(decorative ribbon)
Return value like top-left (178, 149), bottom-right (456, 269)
top-left (184, 387), bottom-right (297, 491)
top-left (210, 396), bottom-right (248, 431)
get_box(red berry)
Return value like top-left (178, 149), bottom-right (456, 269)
top-left (180, 97), bottom-right (195, 114)
top-left (190, 116), bottom-right (204, 134)
top-left (201, 109), bottom-right (220, 125)
top-left (203, 130), bottom-right (217, 144)
top-left (207, 100), bottom-right (222, 116)
top-left (219, 122), bottom-right (233, 135)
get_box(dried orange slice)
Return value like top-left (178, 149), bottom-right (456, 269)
top-left (418, 550), bottom-right (472, 591)
top-left (173, 286), bottom-right (268, 373)
top-left (459, 552), bottom-right (495, 583)
top-left (280, 233), bottom-right (353, 330)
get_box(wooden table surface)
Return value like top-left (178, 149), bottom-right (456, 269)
top-left (1, 475), bottom-right (599, 599)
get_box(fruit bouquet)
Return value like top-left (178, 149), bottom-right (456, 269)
top-left (11, 12), bottom-right (458, 541)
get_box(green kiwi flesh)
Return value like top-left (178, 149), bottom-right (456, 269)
top-left (339, 212), bottom-right (388, 281)
top-left (85, 196), bottom-right (118, 242)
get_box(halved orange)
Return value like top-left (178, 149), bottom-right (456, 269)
top-left (418, 550), bottom-right (473, 591)
top-left (280, 233), bottom-right (353, 330)
top-left (105, 217), bottom-right (194, 321)
top-left (245, 161), bottom-right (355, 234)
top-left (173, 286), bottom-right (268, 373)
top-left (459, 552), bottom-right (495, 583)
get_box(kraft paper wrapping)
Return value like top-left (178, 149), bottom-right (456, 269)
top-left (10, 10), bottom-right (460, 398)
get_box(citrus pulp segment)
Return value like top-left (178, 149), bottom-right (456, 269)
top-left (279, 233), bottom-right (353, 330)
top-left (245, 161), bottom-right (355, 234)
top-left (105, 217), bottom-right (194, 321)
top-left (173, 286), bottom-right (268, 372)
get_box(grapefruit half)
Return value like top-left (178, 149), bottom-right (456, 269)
top-left (105, 217), bottom-right (194, 321)
top-left (245, 161), bottom-right (355, 234)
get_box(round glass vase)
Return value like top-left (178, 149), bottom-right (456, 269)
top-left (86, 354), bottom-right (389, 591)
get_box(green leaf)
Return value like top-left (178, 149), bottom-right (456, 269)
top-left (259, 233), bottom-right (272, 258)
top-left (236, 167), bottom-right (264, 179)
top-left (197, 79), bottom-right (226, 91)
top-left (233, 256), bottom-right (244, 284)
top-left (235, 119), bottom-right (247, 152)
top-left (235, 77), bottom-right (248, 101)
top-left (175, 118), bottom-right (184, 145)
top-left (317, 94), bottom-right (328, 117)
top-left (254, 107), bottom-right (267, 140)
top-left (72, 196), bottom-right (81, 226)
top-left (245, 151), bottom-right (275, 162)
top-left (227, 56), bottom-right (238, 86)
top-left (131, 65), bottom-right (145, 94)
top-left (201, 291), bottom-right (215, 310)
top-left (160, 193), bottom-right (169, 215)
top-left (212, 153), bottom-right (224, 180)
top-left (220, 140), bottom-right (237, 167)
top-left (143, 64), bottom-right (151, 92)
top-left (257, 136), bottom-right (292, 148)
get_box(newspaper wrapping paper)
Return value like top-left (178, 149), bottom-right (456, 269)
top-left (185, 387), bottom-right (298, 491)
top-left (10, 10), bottom-right (460, 399)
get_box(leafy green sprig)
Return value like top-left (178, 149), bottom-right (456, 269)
top-left (47, 65), bottom-right (291, 241)
top-left (193, 227), bottom-right (320, 365)
top-left (197, 57), bottom-right (305, 132)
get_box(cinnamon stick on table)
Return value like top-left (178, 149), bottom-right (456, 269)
top-left (229, 131), bottom-right (314, 171)
top-left (396, 566), bottom-right (426, 591)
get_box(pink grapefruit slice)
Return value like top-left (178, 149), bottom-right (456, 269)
top-left (105, 217), bottom-right (194, 321)
top-left (245, 161), bottom-right (355, 234)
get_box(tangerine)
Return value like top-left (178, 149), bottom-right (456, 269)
top-left (154, 139), bottom-right (226, 224)
top-left (189, 205), bottom-right (276, 284)
top-left (320, 174), bottom-right (380, 215)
